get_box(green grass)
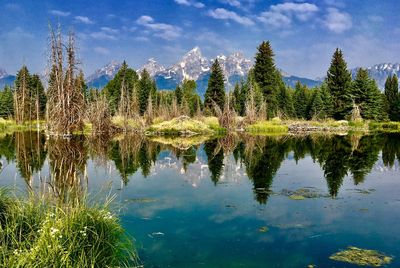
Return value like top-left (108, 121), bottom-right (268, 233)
top-left (146, 116), bottom-right (216, 135)
top-left (369, 122), bottom-right (400, 132)
top-left (0, 119), bottom-right (45, 133)
top-left (0, 189), bottom-right (138, 268)
top-left (246, 120), bottom-right (288, 134)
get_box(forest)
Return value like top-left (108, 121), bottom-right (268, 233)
top-left (1, 27), bottom-right (400, 136)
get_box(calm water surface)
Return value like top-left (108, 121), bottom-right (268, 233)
top-left (0, 132), bottom-right (399, 267)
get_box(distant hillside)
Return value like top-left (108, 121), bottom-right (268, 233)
top-left (351, 63), bottom-right (400, 90)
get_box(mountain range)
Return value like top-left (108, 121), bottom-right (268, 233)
top-left (86, 47), bottom-right (322, 96)
top-left (2, 48), bottom-right (400, 96)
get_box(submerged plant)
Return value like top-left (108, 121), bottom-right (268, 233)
top-left (0, 189), bottom-right (138, 268)
top-left (330, 246), bottom-right (393, 267)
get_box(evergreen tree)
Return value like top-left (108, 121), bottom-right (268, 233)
top-left (137, 69), bottom-right (154, 115)
top-left (14, 65), bottom-right (33, 123)
top-left (384, 74), bottom-right (399, 121)
top-left (232, 82), bottom-right (241, 115)
top-left (293, 81), bottom-right (310, 119)
top-left (352, 68), bottom-right (386, 120)
top-left (277, 84), bottom-right (295, 118)
top-left (75, 70), bottom-right (88, 102)
top-left (308, 89), bottom-right (324, 119)
top-left (204, 59), bottom-right (225, 113)
top-left (0, 86), bottom-right (14, 118)
top-left (175, 85), bottom-right (182, 105)
top-left (320, 83), bottom-right (334, 118)
top-left (253, 41), bottom-right (282, 117)
top-left (326, 48), bottom-right (352, 119)
top-left (103, 61), bottom-right (138, 115)
top-left (30, 74), bottom-right (46, 119)
top-left (181, 79), bottom-right (199, 115)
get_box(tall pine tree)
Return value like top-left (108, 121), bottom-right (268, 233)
top-left (294, 81), bottom-right (310, 119)
top-left (352, 68), bottom-right (386, 120)
top-left (30, 74), bottom-right (46, 119)
top-left (138, 69), bottom-right (154, 115)
top-left (103, 61), bottom-right (138, 115)
top-left (326, 48), bottom-right (352, 119)
top-left (253, 41), bottom-right (282, 117)
top-left (0, 86), bottom-right (14, 118)
top-left (204, 59), bottom-right (225, 113)
top-left (384, 74), bottom-right (399, 121)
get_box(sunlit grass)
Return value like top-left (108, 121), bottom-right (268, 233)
top-left (147, 116), bottom-right (216, 135)
top-left (0, 188), bottom-right (138, 268)
top-left (0, 119), bottom-right (45, 133)
top-left (246, 120), bottom-right (288, 134)
top-left (369, 121), bottom-right (400, 132)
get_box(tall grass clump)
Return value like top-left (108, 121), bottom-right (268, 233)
top-left (0, 189), bottom-right (138, 268)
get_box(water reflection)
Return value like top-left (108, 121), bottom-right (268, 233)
top-left (0, 132), bottom-right (399, 204)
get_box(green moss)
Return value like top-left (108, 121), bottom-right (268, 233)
top-left (330, 246), bottom-right (392, 267)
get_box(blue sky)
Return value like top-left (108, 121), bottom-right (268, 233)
top-left (1, 0), bottom-right (400, 78)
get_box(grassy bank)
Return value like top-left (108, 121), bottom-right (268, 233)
top-left (0, 119), bottom-right (45, 133)
top-left (0, 189), bottom-right (138, 268)
top-left (146, 116), bottom-right (225, 136)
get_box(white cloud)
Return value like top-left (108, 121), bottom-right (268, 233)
top-left (74, 16), bottom-right (94, 25)
top-left (49, 10), bottom-right (71, 17)
top-left (174, 0), bottom-right (205, 8)
top-left (219, 0), bottom-right (241, 7)
top-left (323, 8), bottom-right (352, 33)
top-left (94, 46), bottom-right (110, 55)
top-left (258, 2), bottom-right (318, 28)
top-left (100, 27), bottom-right (119, 34)
top-left (90, 32), bottom-right (116, 40)
top-left (136, 15), bottom-right (182, 40)
top-left (207, 8), bottom-right (254, 26)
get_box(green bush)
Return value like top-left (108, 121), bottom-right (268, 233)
top-left (0, 190), bottom-right (138, 268)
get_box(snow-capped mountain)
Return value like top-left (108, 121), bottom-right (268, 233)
top-left (86, 60), bottom-right (122, 88)
top-left (0, 68), bottom-right (8, 79)
top-left (0, 68), bottom-right (16, 89)
top-left (351, 63), bottom-right (400, 90)
top-left (86, 47), bottom-right (321, 96)
top-left (137, 58), bottom-right (165, 77)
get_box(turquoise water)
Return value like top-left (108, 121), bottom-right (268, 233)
top-left (0, 132), bottom-right (399, 267)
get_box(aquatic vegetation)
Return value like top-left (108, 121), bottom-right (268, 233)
top-left (125, 197), bottom-right (158, 203)
top-left (281, 188), bottom-right (329, 199)
top-left (330, 246), bottom-right (393, 267)
top-left (0, 189), bottom-right (138, 268)
top-left (289, 195), bottom-right (306, 200)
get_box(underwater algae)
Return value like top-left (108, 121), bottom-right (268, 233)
top-left (330, 246), bottom-right (392, 266)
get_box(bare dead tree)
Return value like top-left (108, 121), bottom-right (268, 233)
top-left (47, 25), bottom-right (84, 135)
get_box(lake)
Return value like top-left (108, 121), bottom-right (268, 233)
top-left (0, 131), bottom-right (399, 267)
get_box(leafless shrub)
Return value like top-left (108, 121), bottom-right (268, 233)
top-left (87, 96), bottom-right (114, 135)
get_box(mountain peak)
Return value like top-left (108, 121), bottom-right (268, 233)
top-left (0, 68), bottom-right (8, 79)
top-left (138, 58), bottom-right (165, 77)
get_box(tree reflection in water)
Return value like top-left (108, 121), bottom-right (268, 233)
top-left (2, 131), bottom-right (400, 204)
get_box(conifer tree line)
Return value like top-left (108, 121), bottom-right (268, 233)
top-left (1, 37), bottom-right (400, 130)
